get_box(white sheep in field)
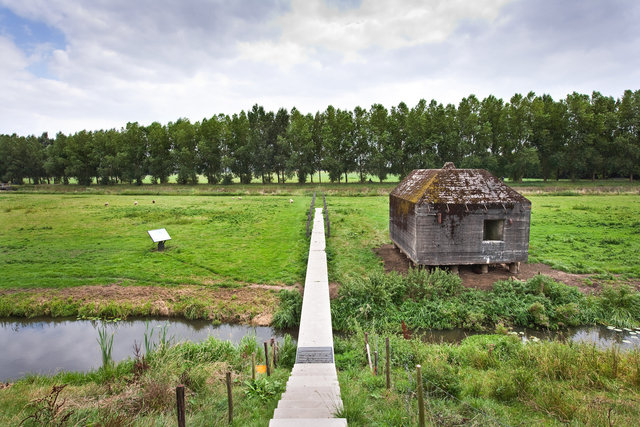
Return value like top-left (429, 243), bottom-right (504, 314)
top-left (238, 196), bottom-right (242, 200)
top-left (104, 202), bottom-right (109, 207)
top-left (134, 201), bottom-right (138, 206)
top-left (289, 199), bottom-right (293, 204)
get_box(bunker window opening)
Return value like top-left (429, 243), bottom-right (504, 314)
top-left (483, 219), bottom-right (504, 241)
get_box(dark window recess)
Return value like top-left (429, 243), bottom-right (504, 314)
top-left (483, 219), bottom-right (504, 241)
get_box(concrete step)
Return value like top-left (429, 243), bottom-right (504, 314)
top-left (289, 370), bottom-right (338, 379)
top-left (280, 391), bottom-right (341, 402)
top-left (287, 376), bottom-right (338, 385)
top-left (273, 407), bottom-right (335, 419)
top-left (269, 418), bottom-right (347, 427)
top-left (291, 363), bottom-right (337, 373)
top-left (277, 399), bottom-right (343, 409)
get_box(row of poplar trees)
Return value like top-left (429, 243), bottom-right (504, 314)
top-left (1, 90), bottom-right (639, 186)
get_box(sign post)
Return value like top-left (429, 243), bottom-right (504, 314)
top-left (147, 228), bottom-right (171, 251)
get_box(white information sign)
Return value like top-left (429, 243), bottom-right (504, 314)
top-left (147, 228), bottom-right (171, 243)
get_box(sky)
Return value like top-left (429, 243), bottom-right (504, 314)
top-left (1, 0), bottom-right (639, 136)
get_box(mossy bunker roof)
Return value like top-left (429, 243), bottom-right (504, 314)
top-left (390, 163), bottom-right (530, 206)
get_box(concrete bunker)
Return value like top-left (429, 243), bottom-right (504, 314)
top-left (389, 163), bottom-right (531, 273)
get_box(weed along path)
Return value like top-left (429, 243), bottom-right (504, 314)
top-left (270, 208), bottom-right (347, 426)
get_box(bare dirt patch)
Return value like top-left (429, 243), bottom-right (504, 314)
top-left (374, 244), bottom-right (637, 293)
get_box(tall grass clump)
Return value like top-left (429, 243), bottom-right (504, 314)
top-left (96, 324), bottom-right (114, 369)
top-left (332, 270), bottom-right (640, 331)
top-left (272, 289), bottom-right (302, 328)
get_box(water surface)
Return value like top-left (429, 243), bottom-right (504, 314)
top-left (0, 317), bottom-right (296, 381)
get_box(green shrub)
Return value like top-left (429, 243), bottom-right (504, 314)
top-left (277, 334), bottom-right (297, 368)
top-left (272, 289), bottom-right (302, 329)
top-left (421, 359), bottom-right (461, 399)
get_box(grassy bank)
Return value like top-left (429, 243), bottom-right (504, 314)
top-left (331, 270), bottom-right (640, 331)
top-left (1, 331), bottom-right (638, 426)
top-left (336, 332), bottom-right (640, 426)
top-left (0, 334), bottom-right (297, 426)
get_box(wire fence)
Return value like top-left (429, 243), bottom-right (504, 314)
top-left (322, 192), bottom-right (330, 237)
top-left (404, 363), bottom-right (510, 427)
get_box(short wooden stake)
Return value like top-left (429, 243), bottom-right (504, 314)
top-left (176, 384), bottom-right (186, 427)
top-left (374, 350), bottom-right (378, 376)
top-left (226, 372), bottom-right (233, 424)
top-left (416, 365), bottom-right (425, 427)
top-left (251, 352), bottom-right (256, 381)
top-left (385, 337), bottom-right (391, 390)
top-left (264, 341), bottom-right (270, 376)
top-left (271, 337), bottom-right (277, 369)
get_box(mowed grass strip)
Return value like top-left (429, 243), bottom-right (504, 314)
top-left (0, 194), bottom-right (308, 289)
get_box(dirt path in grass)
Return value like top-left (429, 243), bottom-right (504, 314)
top-left (374, 244), bottom-right (639, 293)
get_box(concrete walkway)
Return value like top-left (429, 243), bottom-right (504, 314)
top-left (270, 208), bottom-right (346, 426)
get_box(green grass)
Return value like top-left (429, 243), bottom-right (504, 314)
top-left (331, 269), bottom-right (640, 331)
top-left (0, 194), bottom-right (309, 289)
top-left (2, 331), bottom-right (637, 426)
top-left (335, 332), bottom-right (640, 426)
top-left (529, 195), bottom-right (640, 276)
top-left (0, 334), bottom-right (297, 426)
top-left (326, 194), bottom-right (640, 279)
top-left (1, 192), bottom-right (638, 296)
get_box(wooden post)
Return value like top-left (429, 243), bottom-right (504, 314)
top-left (264, 341), bottom-right (270, 376)
top-left (385, 337), bottom-right (391, 390)
top-left (176, 385), bottom-right (186, 427)
top-left (226, 372), bottom-right (233, 424)
top-left (364, 333), bottom-right (373, 372)
top-left (416, 365), bottom-right (425, 427)
top-left (251, 352), bottom-right (256, 381)
top-left (271, 337), bottom-right (277, 369)
top-left (374, 350), bottom-right (378, 376)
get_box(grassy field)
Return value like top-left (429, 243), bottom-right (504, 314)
top-left (2, 184), bottom-right (640, 425)
top-left (0, 331), bottom-right (638, 426)
top-left (326, 194), bottom-right (640, 281)
top-left (0, 194), bottom-right (308, 289)
top-left (1, 190), bottom-right (639, 319)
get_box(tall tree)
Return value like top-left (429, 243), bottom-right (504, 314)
top-left (366, 103), bottom-right (390, 181)
top-left (119, 122), bottom-right (148, 185)
top-left (285, 108), bottom-right (314, 183)
top-left (565, 92), bottom-right (593, 180)
top-left (227, 112), bottom-right (253, 183)
top-left (168, 118), bottom-right (197, 184)
top-left (388, 102), bottom-right (409, 178)
top-left (197, 115), bottom-right (225, 184)
top-left (65, 130), bottom-right (98, 185)
top-left (615, 89), bottom-right (640, 181)
top-left (146, 122), bottom-right (172, 184)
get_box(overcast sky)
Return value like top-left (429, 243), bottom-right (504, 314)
top-left (1, 0), bottom-right (639, 136)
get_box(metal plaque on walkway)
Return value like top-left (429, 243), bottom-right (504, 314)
top-left (296, 346), bottom-right (334, 363)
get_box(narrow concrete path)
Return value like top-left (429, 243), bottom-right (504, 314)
top-left (270, 208), bottom-right (347, 426)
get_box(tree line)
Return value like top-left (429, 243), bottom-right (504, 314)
top-left (1, 90), bottom-right (639, 186)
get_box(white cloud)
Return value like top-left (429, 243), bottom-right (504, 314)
top-left (0, 0), bottom-right (639, 136)
top-left (273, 0), bottom-right (511, 55)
